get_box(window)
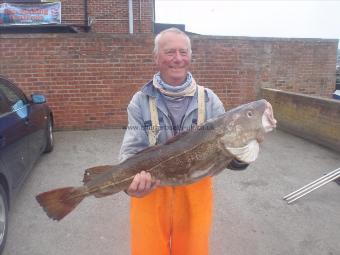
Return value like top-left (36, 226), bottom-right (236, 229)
top-left (0, 80), bottom-right (27, 118)
top-left (0, 93), bottom-right (10, 115)
top-left (0, 81), bottom-right (22, 106)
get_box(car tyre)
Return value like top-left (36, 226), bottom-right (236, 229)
top-left (0, 184), bottom-right (8, 254)
top-left (44, 116), bottom-right (54, 153)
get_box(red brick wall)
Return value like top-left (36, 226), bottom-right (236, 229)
top-left (0, 0), bottom-right (154, 33)
top-left (87, 0), bottom-right (126, 33)
top-left (63, 0), bottom-right (153, 33)
top-left (0, 34), bottom-right (337, 130)
top-left (60, 0), bottom-right (85, 26)
top-left (191, 37), bottom-right (338, 109)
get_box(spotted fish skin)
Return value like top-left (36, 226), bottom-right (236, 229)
top-left (36, 99), bottom-right (276, 221)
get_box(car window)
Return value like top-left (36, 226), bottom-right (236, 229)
top-left (0, 82), bottom-right (23, 105)
top-left (0, 80), bottom-right (27, 117)
top-left (0, 93), bottom-right (11, 115)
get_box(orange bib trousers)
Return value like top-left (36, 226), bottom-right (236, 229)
top-left (130, 177), bottom-right (213, 255)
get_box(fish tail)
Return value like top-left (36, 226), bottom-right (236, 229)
top-left (36, 186), bottom-right (86, 221)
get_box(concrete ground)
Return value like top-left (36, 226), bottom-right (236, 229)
top-left (3, 129), bottom-right (340, 255)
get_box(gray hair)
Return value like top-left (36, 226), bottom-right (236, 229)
top-left (153, 27), bottom-right (192, 56)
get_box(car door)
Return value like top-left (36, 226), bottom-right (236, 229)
top-left (0, 79), bottom-right (30, 191)
top-left (25, 97), bottom-right (48, 164)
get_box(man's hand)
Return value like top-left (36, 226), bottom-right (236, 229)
top-left (125, 171), bottom-right (160, 198)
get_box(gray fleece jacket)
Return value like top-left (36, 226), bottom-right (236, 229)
top-left (118, 80), bottom-right (225, 163)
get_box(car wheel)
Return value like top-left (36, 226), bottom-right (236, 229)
top-left (44, 116), bottom-right (54, 153)
top-left (0, 184), bottom-right (8, 254)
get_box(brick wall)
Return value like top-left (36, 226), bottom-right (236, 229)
top-left (191, 37), bottom-right (337, 109)
top-left (0, 34), bottom-right (337, 130)
top-left (262, 88), bottom-right (340, 153)
top-left (85, 0), bottom-right (153, 33)
top-left (0, 0), bottom-right (154, 33)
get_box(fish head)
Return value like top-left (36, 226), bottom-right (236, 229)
top-left (219, 99), bottom-right (277, 163)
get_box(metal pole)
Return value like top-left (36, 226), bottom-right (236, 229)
top-left (286, 172), bottom-right (340, 204)
top-left (84, 0), bottom-right (89, 32)
top-left (139, 0), bottom-right (142, 33)
top-left (128, 0), bottom-right (134, 34)
top-left (283, 167), bottom-right (340, 204)
top-left (283, 167), bottom-right (340, 200)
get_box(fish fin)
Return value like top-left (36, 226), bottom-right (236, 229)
top-left (36, 187), bottom-right (86, 221)
top-left (83, 165), bottom-right (113, 184)
top-left (225, 140), bottom-right (259, 163)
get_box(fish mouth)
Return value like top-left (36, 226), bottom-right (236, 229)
top-left (224, 100), bottom-right (277, 163)
top-left (262, 101), bottom-right (277, 132)
top-left (226, 140), bottom-right (260, 163)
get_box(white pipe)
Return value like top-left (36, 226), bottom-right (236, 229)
top-left (283, 167), bottom-right (340, 200)
top-left (286, 171), bottom-right (340, 204)
top-left (128, 0), bottom-right (133, 34)
top-left (139, 0), bottom-right (141, 32)
top-left (283, 167), bottom-right (340, 204)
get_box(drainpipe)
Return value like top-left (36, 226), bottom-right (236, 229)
top-left (139, 0), bottom-right (141, 33)
top-left (84, 0), bottom-right (89, 32)
top-left (128, 0), bottom-right (133, 34)
top-left (152, 0), bottom-right (155, 34)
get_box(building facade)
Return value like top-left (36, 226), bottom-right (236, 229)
top-left (0, 1), bottom-right (338, 129)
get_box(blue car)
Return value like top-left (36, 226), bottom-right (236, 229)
top-left (0, 75), bottom-right (54, 252)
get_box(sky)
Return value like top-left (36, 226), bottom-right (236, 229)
top-left (155, 0), bottom-right (340, 47)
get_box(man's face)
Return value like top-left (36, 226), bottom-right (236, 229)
top-left (154, 32), bottom-right (191, 86)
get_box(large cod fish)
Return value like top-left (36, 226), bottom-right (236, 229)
top-left (36, 99), bottom-right (276, 221)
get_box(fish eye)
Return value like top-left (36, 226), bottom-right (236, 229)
top-left (247, 111), bottom-right (253, 117)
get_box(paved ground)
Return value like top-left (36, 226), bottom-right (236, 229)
top-left (3, 129), bottom-right (340, 255)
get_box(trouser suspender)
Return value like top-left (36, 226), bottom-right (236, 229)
top-left (148, 85), bottom-right (205, 146)
top-left (197, 85), bottom-right (205, 126)
top-left (148, 96), bottom-right (160, 146)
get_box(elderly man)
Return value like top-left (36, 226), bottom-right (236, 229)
top-left (119, 27), bottom-right (247, 255)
